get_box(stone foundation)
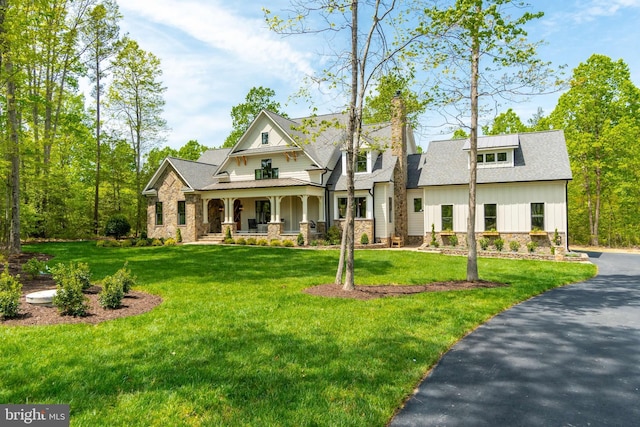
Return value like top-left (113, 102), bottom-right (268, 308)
top-left (333, 219), bottom-right (374, 245)
top-left (424, 231), bottom-right (567, 256)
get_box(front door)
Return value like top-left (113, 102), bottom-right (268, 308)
top-left (208, 199), bottom-right (223, 233)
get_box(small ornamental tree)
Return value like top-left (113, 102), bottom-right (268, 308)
top-left (0, 266), bottom-right (22, 319)
top-left (105, 214), bottom-right (131, 240)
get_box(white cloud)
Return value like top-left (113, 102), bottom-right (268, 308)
top-left (571, 0), bottom-right (640, 22)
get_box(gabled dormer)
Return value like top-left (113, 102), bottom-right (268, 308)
top-left (341, 146), bottom-right (381, 175)
top-left (463, 134), bottom-right (519, 169)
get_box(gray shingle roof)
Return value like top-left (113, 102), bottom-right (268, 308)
top-left (165, 157), bottom-right (220, 190)
top-left (327, 149), bottom-right (397, 191)
top-left (419, 130), bottom-right (572, 186)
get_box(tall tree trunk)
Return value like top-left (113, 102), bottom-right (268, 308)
top-left (93, 63), bottom-right (101, 235)
top-left (466, 9), bottom-right (480, 282)
top-left (5, 58), bottom-right (21, 254)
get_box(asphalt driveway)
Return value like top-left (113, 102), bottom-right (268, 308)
top-left (390, 251), bottom-right (640, 426)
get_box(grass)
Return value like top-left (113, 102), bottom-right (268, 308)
top-left (1, 242), bottom-right (595, 426)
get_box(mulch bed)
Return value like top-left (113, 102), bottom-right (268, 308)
top-left (304, 281), bottom-right (508, 300)
top-left (1, 253), bottom-right (162, 327)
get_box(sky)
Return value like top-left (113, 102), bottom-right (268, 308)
top-left (116, 0), bottom-right (640, 151)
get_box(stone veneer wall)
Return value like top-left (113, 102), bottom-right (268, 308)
top-left (333, 219), bottom-right (374, 245)
top-left (147, 169), bottom-right (185, 241)
top-left (426, 231), bottom-right (567, 255)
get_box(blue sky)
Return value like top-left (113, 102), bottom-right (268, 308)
top-left (117, 0), bottom-right (640, 151)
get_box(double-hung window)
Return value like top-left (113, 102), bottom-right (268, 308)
top-left (356, 152), bottom-right (368, 173)
top-left (484, 204), bottom-right (497, 231)
top-left (531, 203), bottom-right (545, 230)
top-left (441, 205), bottom-right (453, 231)
top-left (155, 202), bottom-right (163, 226)
top-left (338, 197), bottom-right (367, 219)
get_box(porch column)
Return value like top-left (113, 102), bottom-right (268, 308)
top-left (225, 198), bottom-right (233, 223)
top-left (301, 195), bottom-right (308, 222)
top-left (202, 198), bottom-right (209, 224)
top-left (268, 196), bottom-right (276, 223)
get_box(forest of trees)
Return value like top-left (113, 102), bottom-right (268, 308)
top-left (0, 1), bottom-right (638, 250)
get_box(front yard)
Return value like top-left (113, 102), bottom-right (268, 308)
top-left (0, 242), bottom-right (596, 426)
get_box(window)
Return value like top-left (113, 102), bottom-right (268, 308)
top-left (497, 152), bottom-right (507, 162)
top-left (484, 204), bottom-right (497, 231)
top-left (531, 203), bottom-right (545, 230)
top-left (155, 202), bottom-right (163, 226)
top-left (477, 154), bottom-right (484, 163)
top-left (255, 159), bottom-right (279, 180)
top-left (356, 151), bottom-right (367, 173)
top-left (441, 205), bottom-right (453, 231)
top-left (256, 200), bottom-right (271, 224)
top-left (485, 153), bottom-right (495, 162)
top-left (261, 132), bottom-right (269, 144)
top-left (389, 197), bottom-right (393, 223)
top-left (177, 201), bottom-right (186, 226)
top-left (337, 197), bottom-right (367, 219)
top-left (414, 198), bottom-right (423, 212)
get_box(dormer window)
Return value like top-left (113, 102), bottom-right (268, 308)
top-left (356, 152), bottom-right (368, 173)
top-left (476, 151), bottom-right (511, 167)
top-left (261, 132), bottom-right (269, 145)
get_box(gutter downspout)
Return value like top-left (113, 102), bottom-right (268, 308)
top-left (565, 180), bottom-right (570, 252)
top-left (369, 187), bottom-right (375, 243)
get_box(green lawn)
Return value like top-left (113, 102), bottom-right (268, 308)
top-left (1, 242), bottom-right (596, 426)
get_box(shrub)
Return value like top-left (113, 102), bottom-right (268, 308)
top-left (449, 234), bottom-right (458, 247)
top-left (176, 228), bottom-right (182, 243)
top-left (104, 214), bottom-right (131, 240)
top-left (527, 241), bottom-right (538, 253)
top-left (494, 238), bottom-right (505, 252)
top-left (96, 240), bottom-right (106, 248)
top-left (164, 238), bottom-right (177, 246)
top-left (310, 240), bottom-right (319, 247)
top-left (52, 268), bottom-right (89, 317)
top-left (225, 227), bottom-right (232, 240)
top-left (360, 233), bottom-right (369, 245)
top-left (246, 237), bottom-right (257, 246)
top-left (326, 225), bottom-right (342, 245)
top-left (236, 237), bottom-right (247, 245)
top-left (136, 238), bottom-right (150, 247)
top-left (0, 266), bottom-right (22, 319)
top-left (270, 239), bottom-right (282, 247)
top-left (257, 239), bottom-right (269, 246)
top-left (113, 263), bottom-right (136, 293)
top-left (22, 257), bottom-right (46, 280)
top-left (224, 238), bottom-right (235, 244)
top-left (282, 239), bottom-right (294, 247)
top-left (151, 239), bottom-right (164, 247)
top-left (509, 240), bottom-right (520, 252)
top-left (98, 275), bottom-right (124, 309)
top-left (478, 237), bottom-right (489, 250)
top-left (553, 228), bottom-right (562, 246)
top-left (120, 239), bottom-right (133, 248)
top-left (50, 262), bottom-right (92, 291)
top-left (297, 233), bottom-right (305, 246)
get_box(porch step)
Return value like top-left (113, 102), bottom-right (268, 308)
top-left (198, 233), bottom-right (225, 243)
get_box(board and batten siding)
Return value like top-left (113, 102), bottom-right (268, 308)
top-left (407, 189), bottom-right (425, 236)
top-left (424, 181), bottom-right (568, 233)
top-left (374, 183), bottom-right (393, 240)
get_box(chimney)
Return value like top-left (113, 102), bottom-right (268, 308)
top-left (391, 92), bottom-right (408, 243)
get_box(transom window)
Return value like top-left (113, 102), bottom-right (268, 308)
top-left (155, 202), bottom-right (163, 226)
top-left (177, 201), bottom-right (186, 226)
top-left (531, 203), bottom-right (545, 230)
top-left (338, 197), bottom-right (367, 219)
top-left (441, 205), bottom-right (453, 231)
top-left (484, 203), bottom-right (497, 231)
top-left (255, 159), bottom-right (279, 180)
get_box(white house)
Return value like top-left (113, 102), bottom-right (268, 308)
top-left (143, 96), bottom-right (571, 253)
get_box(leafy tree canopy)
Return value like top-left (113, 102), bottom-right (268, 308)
top-left (223, 86), bottom-right (287, 148)
top-left (178, 140), bottom-right (210, 160)
top-left (362, 72), bottom-right (428, 127)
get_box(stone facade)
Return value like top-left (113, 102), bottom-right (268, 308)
top-left (333, 219), bottom-right (374, 245)
top-left (391, 94), bottom-right (408, 244)
top-left (426, 231), bottom-right (567, 256)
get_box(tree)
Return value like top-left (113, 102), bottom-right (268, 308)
top-left (223, 86), bottom-right (286, 148)
top-left (363, 71), bottom-right (428, 127)
top-left (417, 0), bottom-right (558, 281)
top-left (482, 108), bottom-right (528, 135)
top-left (178, 139), bottom-right (209, 160)
top-left (267, 1), bottom-right (409, 290)
top-left (81, 0), bottom-right (121, 235)
top-left (549, 54), bottom-right (640, 246)
top-left (108, 37), bottom-right (167, 236)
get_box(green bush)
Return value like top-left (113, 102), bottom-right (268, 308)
top-left (527, 241), bottom-right (538, 253)
top-left (176, 228), bottom-right (182, 243)
top-left (22, 257), bottom-right (46, 280)
top-left (430, 224), bottom-right (437, 247)
top-left (270, 239), bottom-right (282, 247)
top-left (448, 234), bottom-right (458, 247)
top-left (553, 228), bottom-right (562, 246)
top-left (478, 237), bottom-right (489, 250)
top-left (151, 239), bottom-right (164, 247)
top-left (282, 240), bottom-right (294, 247)
top-left (104, 214), bottom-right (131, 240)
top-left (494, 238), bottom-right (505, 252)
top-left (52, 266), bottom-right (89, 317)
top-left (0, 266), bottom-right (22, 319)
top-left (225, 227), bottom-right (232, 240)
top-left (113, 263), bottom-right (136, 294)
top-left (236, 237), bottom-right (247, 245)
top-left (257, 239), bottom-right (268, 246)
top-left (326, 225), bottom-right (342, 245)
top-left (120, 239), bottom-right (133, 248)
top-left (297, 233), bottom-right (305, 246)
top-left (246, 237), bottom-right (257, 246)
top-left (96, 240), bottom-right (106, 248)
top-left (509, 240), bottom-right (520, 252)
top-left (360, 233), bottom-right (369, 245)
top-left (136, 238), bottom-right (150, 247)
top-left (224, 238), bottom-right (235, 244)
top-left (310, 240), bottom-right (319, 247)
top-left (51, 262), bottom-right (92, 291)
top-left (98, 275), bottom-right (124, 309)
top-left (164, 238), bottom-right (177, 246)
